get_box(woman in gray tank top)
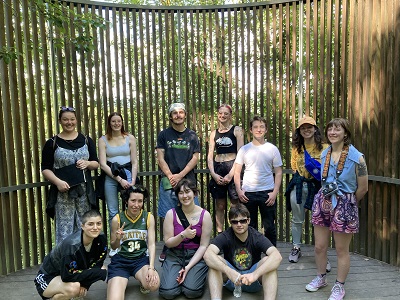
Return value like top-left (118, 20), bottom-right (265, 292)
top-left (98, 112), bottom-right (139, 255)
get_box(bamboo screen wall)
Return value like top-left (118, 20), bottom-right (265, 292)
top-left (0, 0), bottom-right (399, 275)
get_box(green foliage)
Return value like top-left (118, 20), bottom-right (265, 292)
top-left (0, 46), bottom-right (21, 64)
top-left (32, 0), bottom-right (108, 52)
top-left (0, 0), bottom-right (108, 64)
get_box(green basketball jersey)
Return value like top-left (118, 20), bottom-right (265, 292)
top-left (117, 210), bottom-right (150, 259)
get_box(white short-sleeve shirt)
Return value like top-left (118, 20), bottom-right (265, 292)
top-left (235, 141), bottom-right (282, 192)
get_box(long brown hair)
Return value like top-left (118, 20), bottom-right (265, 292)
top-left (105, 112), bottom-right (128, 140)
top-left (293, 127), bottom-right (324, 153)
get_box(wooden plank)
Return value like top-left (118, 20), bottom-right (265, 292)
top-left (143, 9), bottom-right (151, 176)
top-left (305, 0), bottom-right (311, 112)
top-left (1, 242), bottom-right (399, 299)
top-left (112, 7), bottom-right (119, 111)
top-left (105, 8), bottom-right (113, 112)
top-left (21, 0), bottom-right (39, 266)
top-left (120, 8), bottom-right (128, 118)
top-left (13, 0), bottom-right (30, 268)
top-left (318, 1), bottom-right (326, 125)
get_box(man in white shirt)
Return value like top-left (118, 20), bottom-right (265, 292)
top-left (234, 116), bottom-right (283, 246)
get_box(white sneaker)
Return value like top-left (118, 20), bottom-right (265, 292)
top-left (288, 246), bottom-right (302, 263)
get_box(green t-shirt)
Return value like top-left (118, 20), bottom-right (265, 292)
top-left (117, 210), bottom-right (149, 259)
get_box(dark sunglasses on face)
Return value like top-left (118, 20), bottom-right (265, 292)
top-left (230, 218), bottom-right (248, 225)
top-left (60, 106), bottom-right (76, 112)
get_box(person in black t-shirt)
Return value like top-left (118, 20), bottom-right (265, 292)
top-left (156, 102), bottom-right (200, 261)
top-left (203, 204), bottom-right (282, 300)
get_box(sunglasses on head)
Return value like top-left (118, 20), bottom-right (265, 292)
top-left (60, 106), bottom-right (76, 112)
top-left (230, 218), bottom-right (248, 225)
top-left (131, 185), bottom-right (145, 192)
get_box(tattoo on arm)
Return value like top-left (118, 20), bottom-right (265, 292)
top-left (357, 162), bottom-right (368, 177)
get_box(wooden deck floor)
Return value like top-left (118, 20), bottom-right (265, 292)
top-left (1, 242), bottom-right (399, 300)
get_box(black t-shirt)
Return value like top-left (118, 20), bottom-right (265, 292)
top-left (211, 226), bottom-right (273, 271)
top-left (41, 133), bottom-right (98, 171)
top-left (156, 127), bottom-right (200, 183)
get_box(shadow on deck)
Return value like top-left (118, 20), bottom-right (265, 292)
top-left (1, 242), bottom-right (399, 300)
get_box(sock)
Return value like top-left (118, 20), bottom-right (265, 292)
top-left (335, 280), bottom-right (345, 285)
top-left (320, 273), bottom-right (326, 277)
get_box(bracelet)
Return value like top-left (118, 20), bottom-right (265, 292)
top-left (148, 267), bottom-right (156, 271)
top-left (118, 178), bottom-right (122, 183)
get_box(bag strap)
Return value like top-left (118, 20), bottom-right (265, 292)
top-left (175, 206), bottom-right (191, 229)
top-left (52, 135), bottom-right (57, 149)
top-left (322, 145), bottom-right (349, 183)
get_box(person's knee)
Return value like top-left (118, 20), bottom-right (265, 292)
top-left (64, 282), bottom-right (81, 297)
top-left (314, 243), bottom-right (328, 254)
top-left (335, 245), bottom-right (350, 257)
top-left (159, 287), bottom-right (180, 300)
top-left (182, 286), bottom-right (205, 299)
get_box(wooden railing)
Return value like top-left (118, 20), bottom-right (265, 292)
top-left (0, 0), bottom-right (399, 275)
top-left (0, 170), bottom-right (399, 276)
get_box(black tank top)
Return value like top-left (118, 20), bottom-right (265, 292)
top-left (214, 125), bottom-right (237, 154)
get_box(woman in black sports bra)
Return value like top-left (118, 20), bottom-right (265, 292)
top-left (207, 104), bottom-right (244, 234)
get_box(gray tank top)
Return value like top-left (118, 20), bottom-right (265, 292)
top-left (102, 135), bottom-right (131, 165)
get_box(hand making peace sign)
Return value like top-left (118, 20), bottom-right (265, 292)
top-left (115, 222), bottom-right (126, 240)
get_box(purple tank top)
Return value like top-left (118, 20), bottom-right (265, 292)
top-left (172, 208), bottom-right (205, 249)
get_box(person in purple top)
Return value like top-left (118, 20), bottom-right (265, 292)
top-left (159, 179), bottom-right (212, 299)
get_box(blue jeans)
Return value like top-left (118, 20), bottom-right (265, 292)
top-left (104, 169), bottom-right (132, 232)
top-left (158, 179), bottom-right (199, 218)
top-left (290, 185), bottom-right (307, 247)
top-left (224, 260), bottom-right (262, 293)
top-left (244, 190), bottom-right (277, 246)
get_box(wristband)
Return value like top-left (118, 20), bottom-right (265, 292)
top-left (148, 267), bottom-right (156, 271)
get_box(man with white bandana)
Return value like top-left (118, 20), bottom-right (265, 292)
top-left (156, 102), bottom-right (200, 261)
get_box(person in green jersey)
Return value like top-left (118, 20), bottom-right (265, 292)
top-left (107, 185), bottom-right (160, 298)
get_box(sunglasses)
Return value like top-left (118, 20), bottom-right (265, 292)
top-left (230, 218), bottom-right (248, 225)
top-left (131, 185), bottom-right (146, 192)
top-left (60, 106), bottom-right (76, 112)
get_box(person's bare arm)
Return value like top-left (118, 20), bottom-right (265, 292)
top-left (355, 156), bottom-right (368, 201)
top-left (240, 246), bottom-right (282, 285)
top-left (266, 166), bottom-right (282, 206)
top-left (234, 162), bottom-right (247, 202)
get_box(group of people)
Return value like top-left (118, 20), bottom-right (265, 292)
top-left (36, 103), bottom-right (368, 300)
